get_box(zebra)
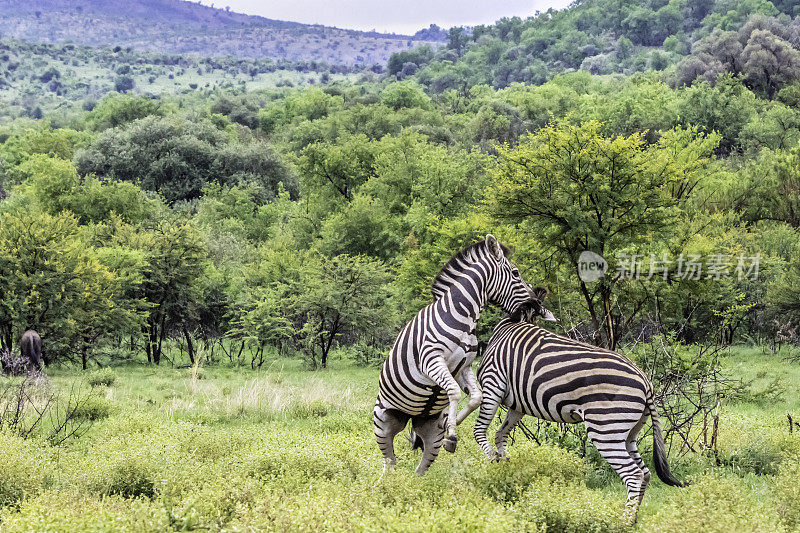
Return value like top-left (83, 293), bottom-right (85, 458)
top-left (374, 234), bottom-right (534, 475)
top-left (474, 297), bottom-right (686, 523)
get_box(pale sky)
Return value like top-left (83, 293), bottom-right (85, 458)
top-left (200, 0), bottom-right (573, 35)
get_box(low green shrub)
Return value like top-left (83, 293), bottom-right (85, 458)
top-left (723, 433), bottom-right (800, 476)
top-left (513, 480), bottom-right (627, 532)
top-left (775, 458), bottom-right (800, 530)
top-left (344, 342), bottom-right (386, 367)
top-left (71, 395), bottom-right (111, 421)
top-left (467, 443), bottom-right (586, 502)
top-left (0, 434), bottom-right (52, 507)
top-left (650, 473), bottom-right (785, 532)
top-left (86, 368), bottom-right (117, 388)
top-left (288, 399), bottom-right (329, 418)
top-left (83, 440), bottom-right (161, 499)
top-left (0, 491), bottom-right (170, 531)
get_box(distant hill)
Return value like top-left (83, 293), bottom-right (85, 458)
top-left (0, 0), bottom-right (438, 65)
top-left (0, 36), bottom-right (369, 122)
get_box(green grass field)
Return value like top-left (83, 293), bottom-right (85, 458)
top-left (0, 347), bottom-right (798, 532)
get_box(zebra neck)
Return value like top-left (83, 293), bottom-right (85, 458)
top-left (442, 281), bottom-right (487, 323)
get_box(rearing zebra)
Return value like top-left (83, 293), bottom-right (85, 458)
top-left (374, 235), bottom-right (533, 475)
top-left (474, 297), bottom-right (686, 522)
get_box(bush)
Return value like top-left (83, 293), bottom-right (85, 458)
top-left (467, 443), bottom-right (586, 502)
top-left (651, 474), bottom-right (785, 532)
top-left (0, 491), bottom-right (170, 531)
top-left (114, 75), bottom-right (135, 93)
top-left (71, 395), bottom-right (111, 421)
top-left (513, 480), bottom-right (627, 532)
top-left (722, 433), bottom-right (800, 476)
top-left (345, 342), bottom-right (386, 367)
top-left (0, 434), bottom-right (52, 507)
top-left (87, 368), bottom-right (117, 388)
top-left (82, 436), bottom-right (164, 499)
top-left (775, 458), bottom-right (800, 529)
top-left (86, 451), bottom-right (157, 499)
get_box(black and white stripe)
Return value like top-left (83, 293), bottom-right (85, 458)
top-left (474, 299), bottom-right (685, 522)
top-left (374, 235), bottom-right (533, 475)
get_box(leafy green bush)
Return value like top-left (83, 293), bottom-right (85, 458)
top-left (71, 395), bottom-right (111, 421)
top-left (346, 342), bottom-right (386, 367)
top-left (467, 444), bottom-right (586, 502)
top-left (0, 491), bottom-right (170, 531)
top-left (288, 399), bottom-right (329, 419)
top-left (726, 439), bottom-right (783, 476)
top-left (513, 480), bottom-right (627, 533)
top-left (651, 474), bottom-right (786, 532)
top-left (87, 368), bottom-right (117, 388)
top-left (83, 440), bottom-right (161, 499)
top-left (0, 434), bottom-right (52, 507)
top-left (775, 458), bottom-right (800, 529)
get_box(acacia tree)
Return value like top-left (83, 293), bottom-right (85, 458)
top-left (126, 217), bottom-right (208, 365)
top-left (291, 254), bottom-right (392, 369)
top-left (0, 209), bottom-right (123, 365)
top-left (489, 121), bottom-right (717, 349)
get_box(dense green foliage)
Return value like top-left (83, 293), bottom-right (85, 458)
top-left (6, 31), bottom-right (800, 364)
top-left (397, 0), bottom-right (800, 97)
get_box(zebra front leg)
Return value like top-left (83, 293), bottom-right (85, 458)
top-left (412, 414), bottom-right (446, 475)
top-left (474, 388), bottom-right (502, 459)
top-left (494, 408), bottom-right (524, 460)
top-left (455, 367), bottom-right (482, 425)
top-left (373, 402), bottom-right (409, 474)
top-left (421, 354), bottom-right (461, 453)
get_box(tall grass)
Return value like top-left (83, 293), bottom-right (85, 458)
top-left (162, 373), bottom-right (359, 420)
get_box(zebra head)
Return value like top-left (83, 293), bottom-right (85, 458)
top-left (481, 234), bottom-right (534, 314)
top-left (509, 288), bottom-right (558, 322)
top-left (430, 234), bottom-right (535, 314)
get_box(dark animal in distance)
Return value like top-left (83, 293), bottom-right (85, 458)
top-left (20, 330), bottom-right (42, 371)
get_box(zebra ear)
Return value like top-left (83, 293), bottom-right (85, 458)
top-left (531, 287), bottom-right (548, 302)
top-left (485, 234), bottom-right (504, 261)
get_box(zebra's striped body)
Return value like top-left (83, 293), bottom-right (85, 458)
top-left (474, 300), bottom-right (685, 522)
top-left (374, 235), bottom-right (532, 475)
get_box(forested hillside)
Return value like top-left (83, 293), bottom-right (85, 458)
top-left (398, 0), bottom-right (800, 92)
top-left (0, 0), bottom-right (435, 64)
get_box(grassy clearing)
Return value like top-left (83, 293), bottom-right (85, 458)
top-left (0, 347), bottom-right (797, 531)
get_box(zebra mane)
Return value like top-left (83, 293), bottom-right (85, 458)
top-left (430, 240), bottom-right (510, 300)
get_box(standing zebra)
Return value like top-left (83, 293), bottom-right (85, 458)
top-left (474, 297), bottom-right (686, 522)
top-left (374, 235), bottom-right (533, 475)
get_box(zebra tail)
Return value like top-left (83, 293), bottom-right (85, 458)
top-left (407, 428), bottom-right (423, 450)
top-left (648, 398), bottom-right (688, 488)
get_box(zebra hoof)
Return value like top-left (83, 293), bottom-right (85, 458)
top-left (491, 453), bottom-right (508, 463)
top-left (443, 436), bottom-right (457, 453)
top-left (623, 502), bottom-right (639, 526)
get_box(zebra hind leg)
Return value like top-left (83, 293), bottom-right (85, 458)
top-left (412, 414), bottom-right (446, 476)
top-left (374, 404), bottom-right (409, 474)
top-left (585, 418), bottom-right (646, 525)
top-left (494, 408), bottom-right (524, 461)
top-left (626, 412), bottom-right (651, 507)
